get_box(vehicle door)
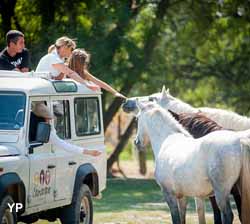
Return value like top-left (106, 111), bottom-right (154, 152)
top-left (50, 96), bottom-right (77, 201)
top-left (27, 98), bottom-right (56, 207)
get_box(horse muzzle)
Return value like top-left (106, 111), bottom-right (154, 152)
top-left (122, 99), bottom-right (139, 114)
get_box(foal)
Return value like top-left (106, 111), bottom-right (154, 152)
top-left (169, 110), bottom-right (242, 224)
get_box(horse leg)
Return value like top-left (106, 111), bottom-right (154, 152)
top-left (208, 160), bottom-right (234, 224)
top-left (213, 189), bottom-right (233, 224)
top-left (209, 196), bottom-right (222, 224)
top-left (231, 183), bottom-right (241, 221)
top-left (219, 196), bottom-right (233, 224)
top-left (177, 197), bottom-right (187, 224)
top-left (163, 189), bottom-right (181, 224)
top-left (195, 197), bottom-right (206, 224)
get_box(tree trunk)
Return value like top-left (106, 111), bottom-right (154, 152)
top-left (107, 117), bottom-right (136, 172)
top-left (106, 0), bottom-right (170, 173)
top-left (101, 2), bottom-right (141, 130)
top-left (102, 1), bottom-right (140, 71)
top-left (36, 0), bottom-right (55, 29)
top-left (0, 0), bottom-right (17, 33)
top-left (104, 80), bottom-right (134, 131)
top-left (104, 0), bottom-right (170, 131)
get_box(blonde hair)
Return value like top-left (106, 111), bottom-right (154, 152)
top-left (68, 48), bottom-right (90, 79)
top-left (48, 36), bottom-right (76, 53)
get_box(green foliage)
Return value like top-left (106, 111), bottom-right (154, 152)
top-left (1, 0), bottom-right (250, 114)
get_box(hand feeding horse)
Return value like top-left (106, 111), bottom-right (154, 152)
top-left (134, 101), bottom-right (250, 224)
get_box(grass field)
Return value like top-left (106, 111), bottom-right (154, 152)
top-left (26, 177), bottom-right (240, 224)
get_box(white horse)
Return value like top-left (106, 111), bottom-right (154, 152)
top-left (122, 87), bottom-right (250, 223)
top-left (123, 96), bottom-right (210, 223)
top-left (123, 89), bottom-right (250, 223)
top-left (153, 87), bottom-right (250, 131)
top-left (123, 86), bottom-right (250, 131)
top-left (134, 101), bottom-right (250, 224)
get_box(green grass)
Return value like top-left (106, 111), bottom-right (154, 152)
top-left (107, 141), bottom-right (154, 161)
top-left (21, 178), bottom-right (240, 224)
top-left (94, 178), bottom-right (164, 212)
top-left (93, 178), bottom-right (213, 224)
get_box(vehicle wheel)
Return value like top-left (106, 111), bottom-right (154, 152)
top-left (0, 195), bottom-right (17, 224)
top-left (60, 184), bottom-right (93, 224)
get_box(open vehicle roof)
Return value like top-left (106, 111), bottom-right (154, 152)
top-left (0, 70), bottom-right (101, 96)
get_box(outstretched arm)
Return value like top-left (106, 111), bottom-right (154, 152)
top-left (84, 70), bottom-right (126, 99)
top-left (50, 128), bottom-right (101, 156)
top-left (52, 63), bottom-right (99, 91)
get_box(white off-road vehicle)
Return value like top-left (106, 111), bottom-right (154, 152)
top-left (0, 71), bottom-right (106, 224)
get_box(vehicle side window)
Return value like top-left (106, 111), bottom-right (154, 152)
top-left (74, 97), bottom-right (101, 136)
top-left (29, 101), bottom-right (47, 143)
top-left (52, 100), bottom-right (71, 139)
top-left (0, 92), bottom-right (26, 130)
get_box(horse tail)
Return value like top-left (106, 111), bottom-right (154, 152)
top-left (240, 138), bottom-right (250, 224)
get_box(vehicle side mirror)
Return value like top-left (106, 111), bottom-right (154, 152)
top-left (36, 122), bottom-right (51, 143)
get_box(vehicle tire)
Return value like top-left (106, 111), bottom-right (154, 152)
top-left (0, 195), bottom-right (17, 224)
top-left (60, 184), bottom-right (93, 224)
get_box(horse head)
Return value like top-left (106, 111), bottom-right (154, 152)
top-left (134, 100), bottom-right (156, 151)
top-left (122, 97), bottom-right (139, 114)
top-left (122, 96), bottom-right (152, 115)
top-left (122, 86), bottom-right (171, 115)
top-left (152, 86), bottom-right (174, 107)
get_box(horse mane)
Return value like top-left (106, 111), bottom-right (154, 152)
top-left (162, 91), bottom-right (250, 131)
top-left (148, 107), bottom-right (192, 137)
top-left (160, 92), bottom-right (197, 114)
top-left (199, 107), bottom-right (250, 131)
top-left (168, 109), bottom-right (179, 121)
top-left (168, 110), bottom-right (224, 138)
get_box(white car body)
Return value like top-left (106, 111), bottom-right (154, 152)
top-left (0, 70), bottom-right (106, 221)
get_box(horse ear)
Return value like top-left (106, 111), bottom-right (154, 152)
top-left (161, 85), bottom-right (166, 93)
top-left (161, 85), bottom-right (168, 100)
top-left (136, 99), bottom-right (145, 110)
top-left (161, 86), bottom-right (170, 95)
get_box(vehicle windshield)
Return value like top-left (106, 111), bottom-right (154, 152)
top-left (0, 92), bottom-right (26, 130)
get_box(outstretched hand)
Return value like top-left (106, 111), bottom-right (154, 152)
top-left (83, 149), bottom-right (102, 157)
top-left (115, 92), bottom-right (126, 99)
